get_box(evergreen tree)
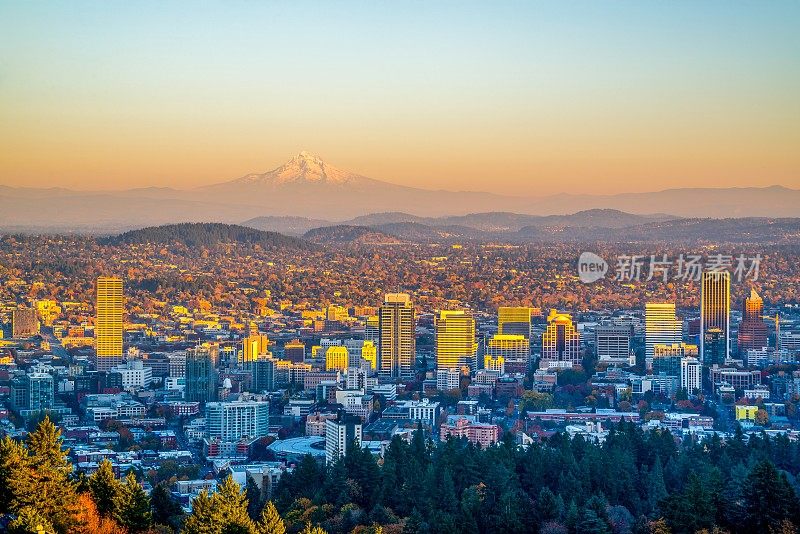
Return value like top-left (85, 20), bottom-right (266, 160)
top-left (741, 460), bottom-right (798, 531)
top-left (647, 457), bottom-right (668, 516)
top-left (577, 508), bottom-right (610, 534)
top-left (245, 475), bottom-right (264, 520)
top-left (403, 508), bottom-right (428, 534)
top-left (88, 459), bottom-right (122, 518)
top-left (256, 501), bottom-right (286, 534)
top-left (151, 482), bottom-right (184, 529)
top-left (7, 506), bottom-right (56, 534)
top-left (536, 487), bottom-right (563, 524)
top-left (182, 489), bottom-right (218, 534)
top-left (0, 436), bottom-right (28, 513)
top-left (9, 417), bottom-right (80, 533)
top-left (184, 475), bottom-right (256, 534)
top-left (116, 471), bottom-right (153, 532)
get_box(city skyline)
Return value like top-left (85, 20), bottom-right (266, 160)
top-left (1, 2), bottom-right (799, 533)
top-left (1, 2), bottom-right (799, 196)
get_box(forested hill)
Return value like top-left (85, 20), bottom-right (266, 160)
top-left (98, 223), bottom-right (312, 249)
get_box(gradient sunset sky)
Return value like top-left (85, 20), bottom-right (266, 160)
top-left (1, 1), bottom-right (798, 195)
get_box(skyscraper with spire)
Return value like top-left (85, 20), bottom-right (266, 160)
top-left (738, 288), bottom-right (768, 353)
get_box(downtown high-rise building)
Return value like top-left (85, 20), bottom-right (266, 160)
top-left (485, 334), bottom-right (529, 373)
top-left (206, 400), bottom-right (269, 442)
top-left (185, 345), bottom-right (218, 404)
top-left (737, 288), bottom-right (768, 353)
top-left (95, 276), bottom-right (124, 372)
top-left (11, 307), bottom-right (40, 338)
top-left (540, 310), bottom-right (581, 369)
top-left (498, 307), bottom-right (532, 339)
top-left (378, 293), bottom-right (415, 379)
top-left (241, 334), bottom-right (270, 364)
top-left (435, 310), bottom-right (478, 372)
top-left (283, 339), bottom-right (306, 363)
top-left (700, 271), bottom-right (730, 362)
top-left (645, 303), bottom-right (682, 371)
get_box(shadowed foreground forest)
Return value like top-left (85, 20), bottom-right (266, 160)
top-left (0, 418), bottom-right (798, 534)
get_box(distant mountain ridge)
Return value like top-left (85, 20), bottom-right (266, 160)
top-left (1, 153), bottom-right (799, 232)
top-left (99, 223), bottom-right (311, 249)
top-left (303, 225), bottom-right (405, 245)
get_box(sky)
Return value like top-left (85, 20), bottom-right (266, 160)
top-left (1, 1), bottom-right (798, 195)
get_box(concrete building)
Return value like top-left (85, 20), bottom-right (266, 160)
top-left (325, 413), bottom-right (362, 463)
top-left (206, 400), bottom-right (270, 442)
top-left (378, 293), bottom-right (415, 379)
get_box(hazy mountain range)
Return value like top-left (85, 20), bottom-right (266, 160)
top-left (295, 216), bottom-right (800, 245)
top-left (1, 152), bottom-right (799, 233)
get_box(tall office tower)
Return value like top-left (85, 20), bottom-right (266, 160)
top-left (703, 328), bottom-right (725, 365)
top-left (680, 357), bottom-right (702, 394)
top-left (325, 346), bottom-right (349, 372)
top-left (653, 343), bottom-right (699, 377)
top-left (645, 303), bottom-right (682, 371)
top-left (206, 400), bottom-right (270, 442)
top-left (95, 276), bottom-right (124, 372)
top-left (247, 358), bottom-right (276, 392)
top-left (498, 307), bottom-right (532, 339)
top-left (435, 310), bottom-right (478, 372)
top-left (485, 334), bottom-right (529, 373)
top-left (283, 339), bottom-right (306, 363)
top-left (540, 310), bottom-right (581, 369)
top-left (325, 412), bottom-right (362, 463)
top-left (738, 288), bottom-right (768, 353)
top-left (364, 315), bottom-right (380, 346)
top-left (378, 293), bottom-right (415, 379)
top-left (185, 346), bottom-right (218, 404)
top-left (700, 271), bottom-right (730, 361)
top-left (12, 307), bottom-right (40, 338)
top-left (241, 334), bottom-right (270, 364)
top-left (595, 325), bottom-right (633, 365)
top-left (11, 372), bottom-right (54, 413)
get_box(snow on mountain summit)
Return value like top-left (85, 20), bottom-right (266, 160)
top-left (233, 152), bottom-right (361, 186)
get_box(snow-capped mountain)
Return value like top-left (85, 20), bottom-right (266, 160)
top-left (227, 151), bottom-right (369, 186)
top-left (0, 151), bottom-right (798, 232)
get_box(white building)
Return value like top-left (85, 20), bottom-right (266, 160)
top-left (325, 415), bottom-right (362, 463)
top-left (436, 368), bottom-right (460, 391)
top-left (112, 360), bottom-right (153, 391)
top-left (403, 399), bottom-right (439, 425)
top-left (206, 400), bottom-right (270, 442)
top-left (680, 357), bottom-right (702, 394)
top-left (595, 325), bottom-right (634, 365)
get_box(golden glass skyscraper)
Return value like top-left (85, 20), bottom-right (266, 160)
top-left (540, 310), bottom-right (581, 369)
top-left (435, 310), bottom-right (478, 372)
top-left (498, 307), bottom-right (532, 339)
top-left (95, 276), bottom-right (124, 371)
top-left (378, 293), bottom-right (415, 379)
top-left (700, 271), bottom-right (731, 360)
top-left (645, 303), bottom-right (682, 371)
top-left (241, 334), bottom-right (270, 364)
